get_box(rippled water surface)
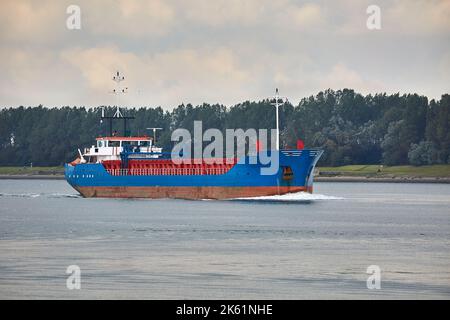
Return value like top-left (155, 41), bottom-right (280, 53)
top-left (0, 179), bottom-right (449, 299)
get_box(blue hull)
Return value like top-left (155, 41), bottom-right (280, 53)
top-left (65, 149), bottom-right (323, 199)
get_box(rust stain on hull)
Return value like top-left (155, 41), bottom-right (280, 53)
top-left (75, 186), bottom-right (310, 200)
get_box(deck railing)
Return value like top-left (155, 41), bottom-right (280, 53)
top-left (106, 167), bottom-right (230, 176)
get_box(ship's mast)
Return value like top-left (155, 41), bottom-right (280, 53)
top-left (100, 71), bottom-right (134, 136)
top-left (270, 88), bottom-right (286, 150)
top-left (112, 70), bottom-right (126, 118)
top-left (146, 127), bottom-right (163, 145)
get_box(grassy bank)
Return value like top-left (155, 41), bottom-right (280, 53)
top-left (317, 164), bottom-right (450, 178)
top-left (0, 166), bottom-right (64, 175)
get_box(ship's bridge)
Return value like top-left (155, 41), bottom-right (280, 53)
top-left (96, 136), bottom-right (152, 148)
top-left (82, 136), bottom-right (162, 163)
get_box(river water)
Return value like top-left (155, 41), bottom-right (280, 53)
top-left (0, 179), bottom-right (449, 299)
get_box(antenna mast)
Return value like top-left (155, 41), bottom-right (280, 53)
top-left (112, 70), bottom-right (127, 118)
top-left (146, 127), bottom-right (163, 144)
top-left (100, 71), bottom-right (134, 136)
top-left (270, 88), bottom-right (287, 150)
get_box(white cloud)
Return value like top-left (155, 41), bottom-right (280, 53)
top-left (179, 0), bottom-right (270, 27)
top-left (334, 0), bottom-right (450, 36)
top-left (319, 63), bottom-right (384, 93)
top-left (386, 0), bottom-right (450, 35)
top-left (0, 0), bottom-right (448, 108)
top-left (288, 3), bottom-right (325, 29)
top-left (61, 46), bottom-right (250, 107)
top-left (0, 0), bottom-right (64, 43)
top-left (88, 0), bottom-right (175, 37)
top-left (0, 47), bottom-right (79, 107)
top-left (437, 53), bottom-right (450, 94)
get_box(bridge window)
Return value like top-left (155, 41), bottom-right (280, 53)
top-left (109, 141), bottom-right (120, 147)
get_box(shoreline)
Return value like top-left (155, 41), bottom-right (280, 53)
top-left (1, 174), bottom-right (450, 184)
top-left (0, 175), bottom-right (64, 180)
top-left (315, 176), bottom-right (450, 184)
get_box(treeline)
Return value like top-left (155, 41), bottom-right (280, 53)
top-left (0, 89), bottom-right (449, 166)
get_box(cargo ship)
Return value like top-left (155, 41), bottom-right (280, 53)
top-left (65, 86), bottom-right (323, 199)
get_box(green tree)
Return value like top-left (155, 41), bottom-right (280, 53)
top-left (408, 141), bottom-right (438, 166)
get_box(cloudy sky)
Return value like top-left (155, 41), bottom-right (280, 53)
top-left (0, 0), bottom-right (449, 109)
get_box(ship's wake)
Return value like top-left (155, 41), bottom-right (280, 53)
top-left (0, 191), bottom-right (342, 202)
top-left (0, 192), bottom-right (40, 198)
top-left (232, 191), bottom-right (344, 203)
top-left (0, 192), bottom-right (81, 199)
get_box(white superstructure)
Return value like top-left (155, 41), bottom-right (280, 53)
top-left (82, 136), bottom-right (162, 163)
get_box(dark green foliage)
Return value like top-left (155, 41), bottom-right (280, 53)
top-left (0, 90), bottom-right (448, 166)
top-left (408, 141), bottom-right (438, 166)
